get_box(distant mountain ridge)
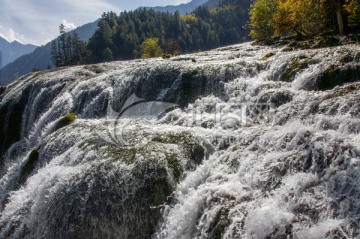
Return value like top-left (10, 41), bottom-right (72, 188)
top-left (0, 21), bottom-right (98, 84)
top-left (143, 0), bottom-right (220, 14)
top-left (0, 37), bottom-right (37, 68)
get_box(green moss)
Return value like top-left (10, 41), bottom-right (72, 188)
top-left (280, 57), bottom-right (315, 82)
top-left (152, 131), bottom-right (204, 166)
top-left (334, 85), bottom-right (360, 97)
top-left (162, 54), bottom-right (172, 59)
top-left (262, 52), bottom-right (276, 60)
top-left (107, 147), bottom-right (137, 164)
top-left (141, 142), bottom-right (183, 180)
top-left (98, 140), bottom-right (183, 180)
top-left (282, 47), bottom-right (294, 52)
top-left (165, 152), bottom-right (182, 180)
top-left (54, 113), bottom-right (76, 132)
top-left (84, 65), bottom-right (105, 74)
top-left (17, 148), bottom-right (40, 188)
top-left (280, 58), bottom-right (300, 82)
top-left (312, 36), bottom-right (340, 48)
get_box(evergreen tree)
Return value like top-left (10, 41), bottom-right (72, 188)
top-left (102, 47), bottom-right (114, 62)
top-left (51, 25), bottom-right (87, 67)
top-left (63, 0), bottom-right (252, 65)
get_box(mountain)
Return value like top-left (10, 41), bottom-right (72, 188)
top-left (144, 0), bottom-right (214, 14)
top-left (0, 20), bottom-right (98, 84)
top-left (0, 42), bottom-right (360, 238)
top-left (0, 37), bottom-right (37, 68)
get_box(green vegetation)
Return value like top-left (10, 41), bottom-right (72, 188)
top-left (51, 0), bottom-right (251, 66)
top-left (51, 24), bottom-right (88, 67)
top-left (279, 56), bottom-right (317, 82)
top-left (250, 0), bottom-right (360, 42)
top-left (54, 113), bottom-right (77, 132)
top-left (99, 131), bottom-right (204, 181)
top-left (141, 38), bottom-right (163, 59)
top-left (262, 52), bottom-right (276, 60)
top-left (333, 84), bottom-right (360, 97)
top-left (152, 131), bottom-right (205, 166)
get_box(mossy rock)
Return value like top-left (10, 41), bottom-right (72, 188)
top-left (282, 47), bottom-right (294, 52)
top-left (332, 84), bottom-right (360, 97)
top-left (258, 90), bottom-right (294, 108)
top-left (312, 36), bottom-right (340, 48)
top-left (316, 64), bottom-right (360, 90)
top-left (17, 148), bottom-right (40, 189)
top-left (54, 113), bottom-right (77, 132)
top-left (279, 57), bottom-right (316, 82)
top-left (84, 65), bottom-right (105, 74)
top-left (99, 139), bottom-right (184, 181)
top-left (152, 131), bottom-right (205, 166)
top-left (262, 52), bottom-right (276, 60)
top-left (162, 54), bottom-right (172, 59)
top-left (107, 147), bottom-right (137, 164)
top-left (39, 157), bottom-right (173, 239)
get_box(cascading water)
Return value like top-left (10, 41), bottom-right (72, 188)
top-left (0, 42), bottom-right (359, 238)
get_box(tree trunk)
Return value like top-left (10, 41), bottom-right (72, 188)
top-left (334, 0), bottom-right (345, 35)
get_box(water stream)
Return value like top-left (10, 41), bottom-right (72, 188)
top-left (0, 42), bottom-right (359, 238)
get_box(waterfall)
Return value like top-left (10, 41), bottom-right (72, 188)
top-left (0, 42), bottom-right (359, 238)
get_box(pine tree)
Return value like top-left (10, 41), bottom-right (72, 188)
top-left (51, 25), bottom-right (87, 67)
top-left (102, 47), bottom-right (114, 62)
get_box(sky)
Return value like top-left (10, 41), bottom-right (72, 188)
top-left (0, 0), bottom-right (191, 46)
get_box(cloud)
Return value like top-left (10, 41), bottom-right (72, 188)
top-left (61, 20), bottom-right (77, 32)
top-left (0, 0), bottom-right (191, 45)
top-left (0, 25), bottom-right (26, 43)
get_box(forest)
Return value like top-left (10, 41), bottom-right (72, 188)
top-left (51, 0), bottom-right (360, 67)
top-left (249, 0), bottom-right (360, 41)
top-left (51, 0), bottom-right (251, 67)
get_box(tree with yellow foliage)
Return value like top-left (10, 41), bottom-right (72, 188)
top-left (140, 38), bottom-right (163, 59)
top-left (249, 0), bottom-right (277, 41)
top-left (249, 0), bottom-right (359, 41)
top-left (273, 0), bottom-right (328, 37)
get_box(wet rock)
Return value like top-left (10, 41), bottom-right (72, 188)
top-left (315, 64), bottom-right (360, 90)
top-left (36, 159), bottom-right (173, 239)
top-left (16, 148), bottom-right (40, 189)
top-left (0, 85), bottom-right (31, 160)
top-left (257, 90), bottom-right (294, 108)
top-left (53, 113), bottom-right (77, 132)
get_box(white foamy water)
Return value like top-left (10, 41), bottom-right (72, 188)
top-left (0, 42), bottom-right (359, 238)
